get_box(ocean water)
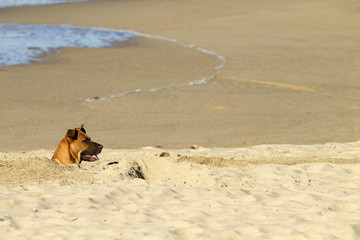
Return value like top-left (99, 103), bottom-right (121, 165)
top-left (0, 0), bottom-right (226, 101)
top-left (0, 24), bottom-right (226, 101)
top-left (0, 0), bottom-right (93, 8)
top-left (0, 24), bottom-right (137, 67)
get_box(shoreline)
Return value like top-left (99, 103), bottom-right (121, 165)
top-left (0, 0), bottom-right (359, 150)
top-left (1, 1), bottom-right (359, 239)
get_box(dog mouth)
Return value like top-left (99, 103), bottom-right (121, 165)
top-left (80, 153), bottom-right (99, 162)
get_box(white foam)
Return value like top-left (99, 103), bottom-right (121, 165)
top-left (86, 29), bottom-right (227, 103)
top-left (0, 24), bottom-right (137, 67)
top-left (0, 23), bottom-right (226, 101)
top-left (0, 0), bottom-right (91, 8)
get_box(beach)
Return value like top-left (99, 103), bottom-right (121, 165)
top-left (0, 0), bottom-right (360, 239)
top-left (0, 0), bottom-right (359, 150)
top-left (1, 142), bottom-right (360, 239)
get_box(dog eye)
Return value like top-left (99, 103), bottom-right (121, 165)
top-left (83, 138), bottom-right (90, 143)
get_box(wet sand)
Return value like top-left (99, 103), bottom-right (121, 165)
top-left (0, 0), bottom-right (359, 150)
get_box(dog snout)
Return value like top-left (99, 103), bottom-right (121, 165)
top-left (96, 142), bottom-right (103, 152)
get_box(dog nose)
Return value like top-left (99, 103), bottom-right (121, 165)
top-left (98, 144), bottom-right (103, 151)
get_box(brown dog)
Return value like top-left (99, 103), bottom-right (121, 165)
top-left (52, 125), bottom-right (103, 165)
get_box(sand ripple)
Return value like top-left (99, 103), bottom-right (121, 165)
top-left (1, 142), bottom-right (359, 239)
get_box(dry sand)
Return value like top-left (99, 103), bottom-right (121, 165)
top-left (0, 0), bottom-right (360, 239)
top-left (1, 142), bottom-right (360, 239)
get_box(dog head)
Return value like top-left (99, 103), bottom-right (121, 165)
top-left (65, 124), bottom-right (103, 164)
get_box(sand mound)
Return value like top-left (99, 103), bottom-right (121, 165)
top-left (1, 141), bottom-right (359, 187)
top-left (1, 143), bottom-right (360, 239)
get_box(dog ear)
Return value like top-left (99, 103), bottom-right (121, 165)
top-left (80, 124), bottom-right (86, 134)
top-left (66, 129), bottom-right (78, 140)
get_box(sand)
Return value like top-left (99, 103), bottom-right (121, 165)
top-left (1, 142), bottom-right (360, 239)
top-left (0, 0), bottom-right (360, 239)
top-left (0, 0), bottom-right (359, 150)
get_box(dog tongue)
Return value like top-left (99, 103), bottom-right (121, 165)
top-left (82, 154), bottom-right (99, 161)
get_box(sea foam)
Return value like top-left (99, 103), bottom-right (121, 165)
top-left (85, 30), bottom-right (227, 102)
top-left (0, 24), bottom-right (137, 67)
top-left (0, 23), bottom-right (226, 102)
top-left (0, 0), bottom-right (91, 8)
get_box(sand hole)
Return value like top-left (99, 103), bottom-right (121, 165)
top-left (127, 163), bottom-right (146, 180)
